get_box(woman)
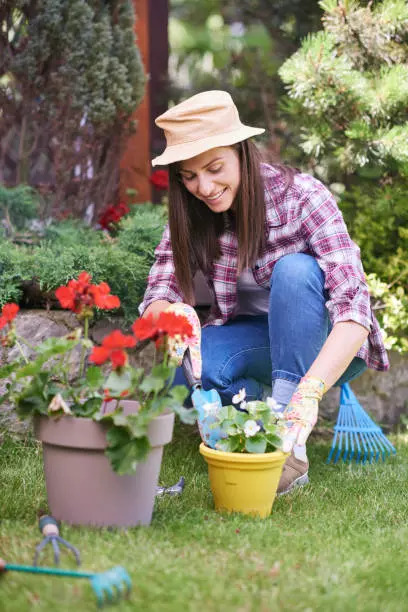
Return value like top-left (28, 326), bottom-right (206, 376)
top-left (139, 91), bottom-right (389, 494)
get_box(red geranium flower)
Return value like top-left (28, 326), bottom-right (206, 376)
top-left (90, 282), bottom-right (120, 310)
top-left (98, 201), bottom-right (130, 231)
top-left (150, 170), bottom-right (169, 191)
top-left (90, 330), bottom-right (136, 370)
top-left (0, 303), bottom-right (19, 330)
top-left (131, 313), bottom-right (158, 341)
top-left (132, 311), bottom-right (193, 346)
top-left (55, 272), bottom-right (120, 316)
top-left (156, 311), bottom-right (193, 339)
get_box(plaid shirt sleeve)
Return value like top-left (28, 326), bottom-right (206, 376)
top-left (299, 178), bottom-right (373, 331)
top-left (138, 224), bottom-right (184, 316)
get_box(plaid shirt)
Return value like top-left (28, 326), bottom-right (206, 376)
top-left (139, 164), bottom-right (389, 371)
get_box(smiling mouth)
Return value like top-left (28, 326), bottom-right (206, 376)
top-left (205, 188), bottom-right (227, 202)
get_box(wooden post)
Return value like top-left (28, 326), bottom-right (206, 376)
top-left (119, 0), bottom-right (151, 204)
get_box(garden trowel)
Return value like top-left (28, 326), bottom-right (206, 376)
top-left (182, 348), bottom-right (225, 449)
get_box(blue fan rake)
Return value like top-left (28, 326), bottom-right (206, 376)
top-left (327, 383), bottom-right (396, 464)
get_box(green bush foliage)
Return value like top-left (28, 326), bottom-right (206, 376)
top-left (1, 1), bottom-right (145, 217)
top-left (0, 184), bottom-right (40, 233)
top-left (0, 241), bottom-right (34, 304)
top-left (279, 0), bottom-right (408, 174)
top-left (0, 204), bottom-right (166, 324)
top-left (340, 182), bottom-right (408, 280)
top-left (117, 203), bottom-right (167, 258)
top-left (279, 0), bottom-right (408, 352)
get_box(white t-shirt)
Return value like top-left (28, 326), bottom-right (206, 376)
top-left (236, 268), bottom-right (270, 316)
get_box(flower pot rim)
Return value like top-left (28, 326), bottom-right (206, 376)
top-left (199, 442), bottom-right (289, 463)
top-left (35, 409), bottom-right (172, 425)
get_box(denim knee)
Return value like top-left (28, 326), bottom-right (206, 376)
top-left (271, 253), bottom-right (324, 292)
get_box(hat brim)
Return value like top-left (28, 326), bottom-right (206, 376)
top-left (151, 125), bottom-right (265, 167)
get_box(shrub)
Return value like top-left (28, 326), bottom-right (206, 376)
top-left (0, 242), bottom-right (34, 305)
top-left (1, 1), bottom-right (145, 218)
top-left (279, 0), bottom-right (408, 352)
top-left (0, 204), bottom-right (166, 324)
top-left (0, 184), bottom-right (41, 234)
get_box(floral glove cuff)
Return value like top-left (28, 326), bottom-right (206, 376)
top-left (277, 375), bottom-right (326, 453)
top-left (164, 303), bottom-right (202, 380)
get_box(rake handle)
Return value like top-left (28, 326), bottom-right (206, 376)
top-left (3, 562), bottom-right (94, 579)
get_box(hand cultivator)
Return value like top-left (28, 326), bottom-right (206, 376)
top-left (0, 558), bottom-right (131, 607)
top-left (34, 514), bottom-right (81, 566)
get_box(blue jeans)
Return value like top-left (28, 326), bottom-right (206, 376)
top-left (174, 253), bottom-right (367, 405)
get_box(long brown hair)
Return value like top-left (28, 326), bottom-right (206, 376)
top-left (167, 140), bottom-right (269, 304)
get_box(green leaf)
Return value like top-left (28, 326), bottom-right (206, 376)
top-left (72, 397), bottom-right (102, 417)
top-left (221, 420), bottom-right (239, 436)
top-left (105, 426), bottom-right (151, 475)
top-left (216, 436), bottom-right (240, 453)
top-left (265, 433), bottom-right (281, 450)
top-left (86, 366), bottom-right (105, 389)
top-left (234, 411), bottom-right (248, 428)
top-left (245, 435), bottom-right (267, 454)
top-left (130, 367), bottom-right (144, 387)
top-left (0, 362), bottom-right (20, 379)
top-left (151, 362), bottom-right (172, 380)
top-left (169, 384), bottom-right (189, 404)
top-left (173, 405), bottom-right (197, 425)
top-left (125, 413), bottom-right (149, 437)
top-left (15, 357), bottom-right (48, 379)
top-left (139, 374), bottom-right (165, 394)
top-left (105, 369), bottom-right (132, 394)
top-left (36, 337), bottom-right (78, 357)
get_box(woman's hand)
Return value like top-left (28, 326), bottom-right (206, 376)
top-left (163, 303), bottom-right (202, 380)
top-left (277, 376), bottom-right (326, 452)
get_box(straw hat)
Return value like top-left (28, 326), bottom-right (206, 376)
top-left (151, 90), bottom-right (265, 167)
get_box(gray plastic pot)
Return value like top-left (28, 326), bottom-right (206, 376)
top-left (33, 401), bottom-right (175, 527)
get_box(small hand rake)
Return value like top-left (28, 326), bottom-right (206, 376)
top-left (327, 383), bottom-right (396, 464)
top-left (0, 559), bottom-right (131, 607)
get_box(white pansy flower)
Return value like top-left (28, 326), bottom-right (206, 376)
top-left (243, 419), bottom-right (260, 438)
top-left (202, 402), bottom-right (220, 417)
top-left (232, 388), bottom-right (246, 404)
top-left (266, 397), bottom-right (285, 413)
top-left (266, 396), bottom-right (278, 410)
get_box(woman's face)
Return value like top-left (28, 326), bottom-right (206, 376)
top-left (178, 146), bottom-right (241, 213)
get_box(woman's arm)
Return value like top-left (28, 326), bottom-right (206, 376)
top-left (306, 320), bottom-right (369, 390)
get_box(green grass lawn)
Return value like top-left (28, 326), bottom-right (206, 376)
top-left (1, 423), bottom-right (407, 612)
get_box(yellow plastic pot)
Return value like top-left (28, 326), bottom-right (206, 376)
top-left (199, 442), bottom-right (289, 518)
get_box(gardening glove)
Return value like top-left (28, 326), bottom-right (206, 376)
top-left (276, 376), bottom-right (326, 453)
top-left (165, 303), bottom-right (225, 449)
top-left (164, 303), bottom-right (202, 380)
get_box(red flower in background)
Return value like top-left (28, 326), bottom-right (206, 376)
top-left (150, 170), bottom-right (169, 191)
top-left (55, 272), bottom-right (120, 316)
top-left (90, 330), bottom-right (136, 370)
top-left (98, 201), bottom-right (130, 231)
top-left (131, 313), bottom-right (158, 341)
top-left (132, 311), bottom-right (193, 346)
top-left (0, 303), bottom-right (19, 330)
top-left (0, 302), bottom-right (19, 331)
top-left (90, 282), bottom-right (121, 310)
top-left (0, 302), bottom-right (19, 347)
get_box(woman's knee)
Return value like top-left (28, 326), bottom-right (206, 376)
top-left (271, 253), bottom-right (324, 291)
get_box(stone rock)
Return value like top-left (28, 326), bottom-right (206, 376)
top-left (320, 351), bottom-right (408, 427)
top-left (0, 310), bottom-right (157, 437)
